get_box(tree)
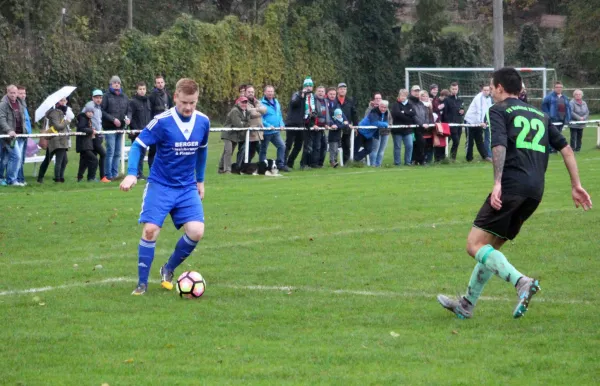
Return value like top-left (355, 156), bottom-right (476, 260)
top-left (516, 23), bottom-right (545, 66)
top-left (411, 0), bottom-right (448, 45)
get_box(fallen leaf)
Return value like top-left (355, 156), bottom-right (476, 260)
top-left (101, 383), bottom-right (110, 386)
top-left (39, 303), bottom-right (46, 306)
top-left (124, 358), bottom-right (134, 364)
top-left (452, 330), bottom-right (459, 335)
top-left (390, 331), bottom-right (400, 338)
top-left (164, 344), bottom-right (175, 349)
top-left (309, 237), bottom-right (314, 241)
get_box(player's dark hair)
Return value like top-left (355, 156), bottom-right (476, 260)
top-left (16, 85), bottom-right (26, 90)
top-left (440, 89), bottom-right (450, 97)
top-left (136, 81), bottom-right (146, 88)
top-left (373, 91), bottom-right (382, 99)
top-left (555, 81), bottom-right (563, 86)
top-left (155, 74), bottom-right (165, 81)
top-left (327, 87), bottom-right (336, 93)
top-left (450, 82), bottom-right (459, 87)
top-left (239, 84), bottom-right (247, 92)
top-left (492, 67), bottom-right (522, 95)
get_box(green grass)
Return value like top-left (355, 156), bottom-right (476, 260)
top-left (1, 127), bottom-right (599, 385)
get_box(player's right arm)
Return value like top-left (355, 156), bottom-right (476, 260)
top-left (488, 107), bottom-right (507, 210)
top-left (120, 118), bottom-right (161, 192)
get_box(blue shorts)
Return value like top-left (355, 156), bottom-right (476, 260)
top-left (139, 182), bottom-right (204, 229)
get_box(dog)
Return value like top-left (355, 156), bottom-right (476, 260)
top-left (231, 159), bottom-right (279, 176)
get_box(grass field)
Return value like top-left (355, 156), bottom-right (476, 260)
top-left (1, 126), bottom-right (599, 385)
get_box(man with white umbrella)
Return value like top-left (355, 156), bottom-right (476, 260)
top-left (0, 85), bottom-right (27, 186)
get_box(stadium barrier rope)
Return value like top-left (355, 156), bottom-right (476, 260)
top-left (2, 121), bottom-right (599, 174)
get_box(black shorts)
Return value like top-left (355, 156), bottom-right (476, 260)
top-left (473, 194), bottom-right (540, 240)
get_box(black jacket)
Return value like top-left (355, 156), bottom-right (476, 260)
top-left (390, 100), bottom-right (416, 135)
top-left (337, 96), bottom-right (359, 126)
top-left (76, 113), bottom-right (95, 153)
top-left (101, 89), bottom-right (130, 129)
top-left (442, 94), bottom-right (464, 124)
top-left (129, 94), bottom-right (153, 132)
top-left (149, 88), bottom-right (174, 117)
top-left (285, 91), bottom-right (307, 127)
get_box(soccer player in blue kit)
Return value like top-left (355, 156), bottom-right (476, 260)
top-left (120, 78), bottom-right (210, 295)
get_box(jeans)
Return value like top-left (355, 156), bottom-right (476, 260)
top-left (570, 128), bottom-right (583, 152)
top-left (370, 134), bottom-right (389, 166)
top-left (0, 142), bottom-right (7, 180)
top-left (236, 141), bottom-right (258, 165)
top-left (18, 139), bottom-right (28, 183)
top-left (340, 130), bottom-right (352, 164)
top-left (104, 133), bottom-right (122, 179)
top-left (329, 141), bottom-right (339, 164)
top-left (483, 126), bottom-right (491, 158)
top-left (392, 134), bottom-right (413, 165)
top-left (93, 136), bottom-right (106, 179)
top-left (6, 138), bottom-right (26, 184)
top-left (449, 127), bottom-right (462, 160)
top-left (78, 150), bottom-right (99, 180)
top-left (424, 138), bottom-right (434, 163)
top-left (301, 131), bottom-right (323, 167)
top-left (259, 132), bottom-right (286, 168)
top-left (369, 137), bottom-right (379, 165)
top-left (354, 133), bottom-right (374, 162)
top-left (38, 148), bottom-right (68, 181)
top-left (285, 130), bottom-right (304, 168)
top-left (319, 132), bottom-right (327, 166)
top-left (219, 140), bottom-right (239, 173)
top-left (466, 127), bottom-right (488, 162)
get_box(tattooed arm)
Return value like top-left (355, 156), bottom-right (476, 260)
top-left (490, 145), bottom-right (506, 210)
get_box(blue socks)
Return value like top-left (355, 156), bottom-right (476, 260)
top-left (138, 239), bottom-right (156, 285)
top-left (165, 233), bottom-right (199, 272)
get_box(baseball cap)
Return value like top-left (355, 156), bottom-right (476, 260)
top-left (92, 89), bottom-right (103, 97)
top-left (411, 85), bottom-right (421, 91)
top-left (236, 96), bottom-right (249, 104)
top-left (337, 83), bottom-right (347, 88)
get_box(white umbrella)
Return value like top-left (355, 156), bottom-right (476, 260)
top-left (34, 86), bottom-right (77, 122)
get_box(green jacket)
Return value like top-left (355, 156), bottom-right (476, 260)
top-left (45, 108), bottom-right (69, 153)
top-left (0, 95), bottom-right (27, 142)
top-left (222, 105), bottom-right (249, 143)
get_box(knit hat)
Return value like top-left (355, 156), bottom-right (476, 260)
top-left (83, 101), bottom-right (96, 113)
top-left (333, 108), bottom-right (343, 118)
top-left (303, 77), bottom-right (314, 87)
top-left (109, 75), bottom-right (122, 84)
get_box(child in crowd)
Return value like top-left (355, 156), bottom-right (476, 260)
top-left (328, 108), bottom-right (348, 168)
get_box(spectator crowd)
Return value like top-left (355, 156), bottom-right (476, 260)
top-left (0, 75), bottom-right (594, 185)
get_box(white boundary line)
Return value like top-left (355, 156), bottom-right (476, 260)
top-left (0, 276), bottom-right (593, 305)
top-left (0, 207), bottom-right (575, 267)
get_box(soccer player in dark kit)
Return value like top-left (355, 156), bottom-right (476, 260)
top-left (437, 67), bottom-right (592, 319)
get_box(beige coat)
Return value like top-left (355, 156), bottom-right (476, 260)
top-left (247, 98), bottom-right (266, 141)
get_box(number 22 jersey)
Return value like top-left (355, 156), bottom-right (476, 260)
top-left (487, 97), bottom-right (568, 201)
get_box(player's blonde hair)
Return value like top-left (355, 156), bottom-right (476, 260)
top-left (175, 78), bottom-right (199, 95)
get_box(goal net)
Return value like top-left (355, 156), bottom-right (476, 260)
top-left (405, 67), bottom-right (557, 108)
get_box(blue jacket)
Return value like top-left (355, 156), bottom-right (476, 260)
top-left (24, 106), bottom-right (32, 134)
top-left (542, 91), bottom-right (571, 123)
top-left (358, 109), bottom-right (389, 139)
top-left (261, 97), bottom-right (285, 135)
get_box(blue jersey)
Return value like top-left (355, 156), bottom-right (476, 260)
top-left (135, 107), bottom-right (210, 188)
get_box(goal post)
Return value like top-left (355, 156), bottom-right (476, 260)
top-left (405, 67), bottom-right (557, 107)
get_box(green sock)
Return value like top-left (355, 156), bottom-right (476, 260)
top-left (465, 263), bottom-right (494, 305)
top-left (475, 245), bottom-right (522, 286)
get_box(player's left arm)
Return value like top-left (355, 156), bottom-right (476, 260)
top-left (195, 121), bottom-right (209, 201)
top-left (550, 125), bottom-right (593, 210)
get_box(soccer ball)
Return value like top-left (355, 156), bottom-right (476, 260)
top-left (176, 271), bottom-right (206, 299)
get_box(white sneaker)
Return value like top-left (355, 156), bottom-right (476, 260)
top-left (9, 182), bottom-right (25, 187)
